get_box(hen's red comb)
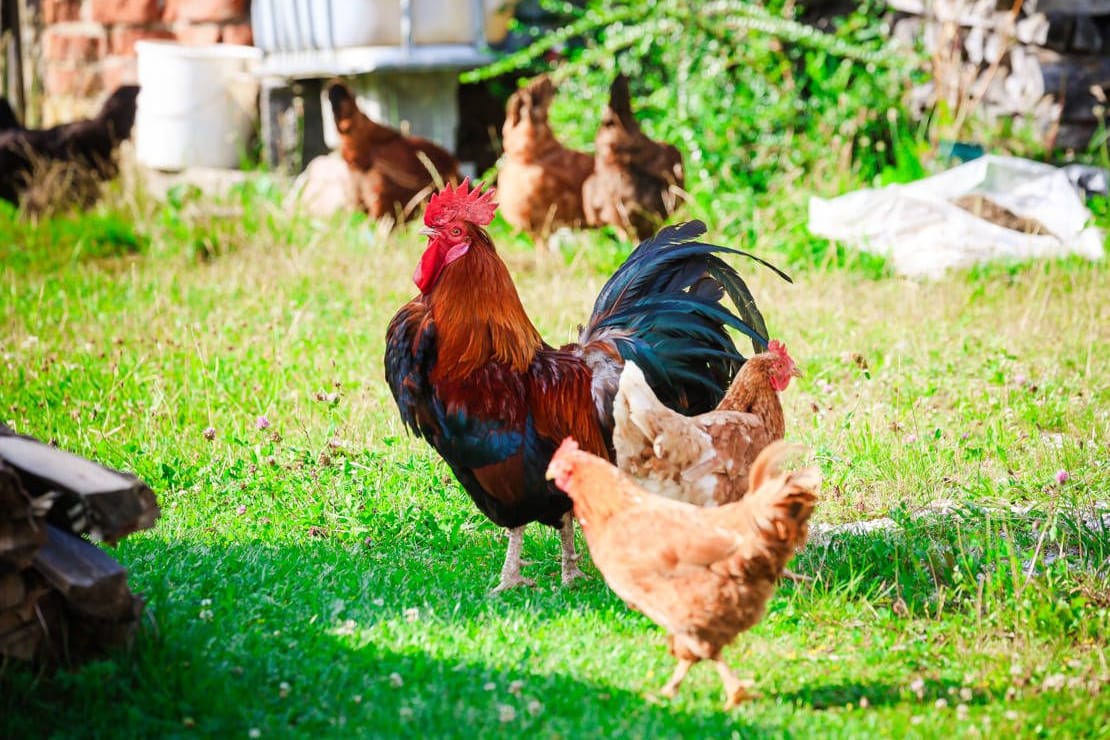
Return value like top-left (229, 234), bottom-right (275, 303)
top-left (424, 178), bottom-right (498, 229)
top-left (768, 339), bottom-right (790, 359)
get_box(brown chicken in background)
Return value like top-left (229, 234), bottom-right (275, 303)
top-left (613, 340), bottom-right (801, 506)
top-left (547, 438), bottom-right (818, 708)
top-left (327, 82), bottom-right (459, 225)
top-left (497, 75), bottom-right (594, 250)
top-left (583, 74), bottom-right (685, 241)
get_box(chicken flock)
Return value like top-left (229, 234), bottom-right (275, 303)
top-left (328, 73), bottom-right (686, 248)
top-left (385, 174), bottom-right (816, 705)
top-left (6, 72), bottom-right (819, 710)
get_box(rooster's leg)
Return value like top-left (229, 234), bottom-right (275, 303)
top-left (491, 526), bottom-right (535, 594)
top-left (659, 658), bottom-right (694, 698)
top-left (713, 660), bottom-right (758, 708)
top-left (559, 512), bottom-right (588, 586)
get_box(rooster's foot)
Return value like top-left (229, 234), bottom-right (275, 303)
top-left (561, 562), bottom-right (588, 586)
top-left (490, 572), bottom-right (536, 594)
top-left (559, 512), bottom-right (588, 586)
top-left (491, 526), bottom-right (534, 595)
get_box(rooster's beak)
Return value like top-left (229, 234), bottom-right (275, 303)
top-left (418, 227), bottom-right (436, 237)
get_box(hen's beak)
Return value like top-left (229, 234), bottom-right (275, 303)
top-left (419, 227), bottom-right (436, 237)
top-left (792, 365), bottom-right (804, 378)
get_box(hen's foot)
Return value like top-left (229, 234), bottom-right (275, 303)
top-left (659, 658), bottom-right (695, 699)
top-left (714, 660), bottom-right (759, 708)
top-left (781, 569), bottom-right (814, 584)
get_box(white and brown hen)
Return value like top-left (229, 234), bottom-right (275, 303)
top-left (613, 340), bottom-right (800, 506)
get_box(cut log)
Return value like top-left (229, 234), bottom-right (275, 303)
top-left (0, 622), bottom-right (43, 662)
top-left (32, 525), bottom-right (135, 621)
top-left (0, 569), bottom-right (26, 611)
top-left (0, 425), bottom-right (155, 666)
top-left (0, 433), bottom-right (159, 543)
top-left (0, 460), bottom-right (49, 566)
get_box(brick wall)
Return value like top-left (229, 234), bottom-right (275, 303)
top-left (36, 0), bottom-right (252, 124)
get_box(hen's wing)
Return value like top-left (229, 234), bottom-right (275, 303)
top-left (589, 503), bottom-right (742, 634)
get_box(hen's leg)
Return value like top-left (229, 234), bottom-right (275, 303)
top-left (659, 658), bottom-right (695, 698)
top-left (491, 526), bottom-right (535, 594)
top-left (713, 660), bottom-right (758, 708)
top-left (559, 512), bottom-right (588, 586)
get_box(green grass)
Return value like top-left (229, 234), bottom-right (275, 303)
top-left (1, 178), bottom-right (1108, 738)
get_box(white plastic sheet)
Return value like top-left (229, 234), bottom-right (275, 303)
top-left (808, 155), bottom-right (1105, 278)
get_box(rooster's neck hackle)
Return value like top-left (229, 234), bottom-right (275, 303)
top-left (429, 232), bottom-right (543, 378)
top-left (716, 355), bottom-right (785, 439)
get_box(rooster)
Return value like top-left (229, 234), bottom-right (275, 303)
top-left (613, 340), bottom-right (801, 506)
top-left (546, 438), bottom-right (818, 707)
top-left (384, 179), bottom-right (788, 592)
top-left (583, 74), bottom-right (685, 241)
top-left (327, 82), bottom-right (459, 225)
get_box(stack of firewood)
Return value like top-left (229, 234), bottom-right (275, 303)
top-left (0, 424), bottom-right (159, 666)
top-left (890, 0), bottom-right (1110, 150)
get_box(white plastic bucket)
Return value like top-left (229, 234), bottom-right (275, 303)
top-left (135, 41), bottom-right (262, 171)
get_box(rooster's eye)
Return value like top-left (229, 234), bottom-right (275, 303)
top-left (451, 227), bottom-right (462, 236)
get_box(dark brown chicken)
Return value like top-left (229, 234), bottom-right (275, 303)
top-left (497, 75), bottom-right (594, 250)
top-left (547, 438), bottom-right (818, 708)
top-left (582, 74), bottom-right (685, 241)
top-left (327, 82), bottom-right (459, 225)
top-left (0, 85), bottom-right (138, 208)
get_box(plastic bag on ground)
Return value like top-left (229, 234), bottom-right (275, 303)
top-left (808, 155), bottom-right (1105, 278)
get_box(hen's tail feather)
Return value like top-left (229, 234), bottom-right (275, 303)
top-left (608, 74), bottom-right (635, 130)
top-left (742, 442), bottom-right (820, 552)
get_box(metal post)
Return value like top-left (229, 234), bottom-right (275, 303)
top-left (3, 0), bottom-right (25, 121)
top-left (400, 0), bottom-right (413, 54)
top-left (473, 0), bottom-right (486, 49)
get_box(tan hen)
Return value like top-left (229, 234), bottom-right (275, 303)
top-left (547, 438), bottom-right (818, 707)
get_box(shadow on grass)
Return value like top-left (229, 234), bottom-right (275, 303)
top-left (2, 502), bottom-right (1101, 736)
top-left (0, 537), bottom-right (779, 737)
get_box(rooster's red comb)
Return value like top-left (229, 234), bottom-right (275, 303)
top-left (424, 178), bottom-right (498, 229)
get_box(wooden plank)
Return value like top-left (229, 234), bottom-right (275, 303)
top-left (0, 434), bottom-right (159, 542)
top-left (31, 525), bottom-right (134, 620)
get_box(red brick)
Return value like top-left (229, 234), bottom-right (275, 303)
top-left (90, 0), bottom-right (161, 25)
top-left (110, 26), bottom-right (175, 56)
top-left (101, 56), bottom-right (139, 91)
top-left (44, 64), bottom-right (102, 97)
top-left (165, 0), bottom-right (246, 23)
top-left (43, 29), bottom-right (107, 63)
top-left (220, 22), bottom-right (252, 46)
top-left (41, 0), bottom-right (83, 24)
top-left (175, 23), bottom-right (221, 45)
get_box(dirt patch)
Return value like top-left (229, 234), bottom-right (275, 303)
top-left (953, 194), bottom-right (1051, 235)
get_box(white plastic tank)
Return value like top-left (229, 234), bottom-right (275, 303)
top-left (251, 0), bottom-right (517, 51)
top-left (134, 41), bottom-right (263, 171)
